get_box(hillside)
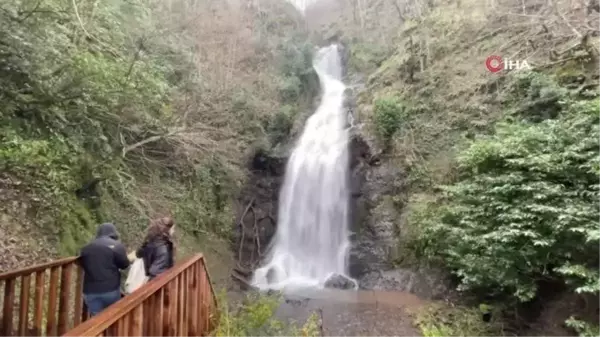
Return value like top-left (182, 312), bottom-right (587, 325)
top-left (0, 0), bottom-right (317, 286)
top-left (304, 0), bottom-right (599, 335)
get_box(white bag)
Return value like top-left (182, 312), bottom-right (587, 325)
top-left (125, 258), bottom-right (149, 294)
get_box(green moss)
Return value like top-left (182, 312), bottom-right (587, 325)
top-left (0, 129), bottom-right (98, 254)
top-left (57, 202), bottom-right (97, 256)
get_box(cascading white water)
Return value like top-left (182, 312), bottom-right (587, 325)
top-left (252, 44), bottom-right (356, 291)
top-left (288, 0), bottom-right (317, 12)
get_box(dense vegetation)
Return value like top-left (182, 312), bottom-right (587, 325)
top-left (409, 77), bottom-right (599, 334)
top-left (0, 0), bottom-right (316, 266)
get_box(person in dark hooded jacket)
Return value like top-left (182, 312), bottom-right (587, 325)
top-left (78, 223), bottom-right (130, 316)
top-left (135, 217), bottom-right (176, 280)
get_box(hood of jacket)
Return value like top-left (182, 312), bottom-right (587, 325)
top-left (96, 223), bottom-right (119, 240)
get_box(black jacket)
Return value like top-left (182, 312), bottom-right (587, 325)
top-left (136, 237), bottom-right (174, 279)
top-left (79, 223), bottom-right (130, 294)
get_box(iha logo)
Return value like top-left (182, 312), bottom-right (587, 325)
top-left (485, 55), bottom-right (532, 73)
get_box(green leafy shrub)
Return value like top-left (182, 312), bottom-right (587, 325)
top-left (566, 316), bottom-right (600, 337)
top-left (214, 291), bottom-right (320, 337)
top-left (373, 96), bottom-right (405, 142)
top-left (416, 98), bottom-right (599, 302)
top-left (415, 303), bottom-right (501, 337)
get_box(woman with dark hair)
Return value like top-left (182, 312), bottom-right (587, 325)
top-left (135, 217), bottom-right (176, 280)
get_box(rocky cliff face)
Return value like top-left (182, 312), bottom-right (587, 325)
top-left (347, 131), bottom-right (453, 300)
top-left (231, 149), bottom-right (285, 289)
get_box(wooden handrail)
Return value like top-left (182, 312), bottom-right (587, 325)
top-left (62, 253), bottom-right (218, 336)
top-left (0, 257), bottom-right (79, 281)
top-left (0, 257), bottom-right (87, 336)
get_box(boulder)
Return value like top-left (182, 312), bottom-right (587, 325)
top-left (358, 267), bottom-right (454, 300)
top-left (324, 273), bottom-right (357, 290)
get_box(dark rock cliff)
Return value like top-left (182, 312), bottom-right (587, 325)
top-left (231, 149), bottom-right (285, 289)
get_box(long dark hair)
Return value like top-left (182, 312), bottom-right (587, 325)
top-left (143, 216), bottom-right (175, 244)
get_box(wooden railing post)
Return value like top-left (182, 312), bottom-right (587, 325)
top-left (162, 280), bottom-right (172, 336)
top-left (188, 262), bottom-right (198, 336)
top-left (3, 278), bottom-right (16, 336)
top-left (198, 263), bottom-right (205, 334)
top-left (46, 266), bottom-right (60, 336)
top-left (57, 263), bottom-right (73, 335)
top-left (74, 267), bottom-right (84, 326)
top-left (18, 273), bottom-right (31, 336)
top-left (151, 288), bottom-right (164, 335)
top-left (129, 305), bottom-right (142, 335)
top-left (33, 270), bottom-right (46, 336)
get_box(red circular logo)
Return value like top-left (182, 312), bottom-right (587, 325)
top-left (485, 55), bottom-right (503, 73)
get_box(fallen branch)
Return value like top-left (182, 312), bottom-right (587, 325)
top-left (234, 263), bottom-right (251, 276)
top-left (257, 214), bottom-right (275, 224)
top-left (252, 206), bottom-right (262, 268)
top-left (71, 0), bottom-right (120, 58)
top-left (556, 7), bottom-right (582, 39)
top-left (237, 197), bottom-right (255, 226)
top-left (237, 198), bottom-right (255, 263)
top-left (249, 205), bottom-right (256, 264)
top-left (231, 270), bottom-right (257, 291)
top-left (121, 128), bottom-right (182, 158)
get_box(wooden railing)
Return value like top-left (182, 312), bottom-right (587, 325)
top-left (0, 257), bottom-right (88, 336)
top-left (62, 253), bottom-right (218, 336)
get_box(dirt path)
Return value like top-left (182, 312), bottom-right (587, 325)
top-left (277, 289), bottom-right (425, 336)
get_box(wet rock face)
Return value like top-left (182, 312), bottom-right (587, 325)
top-left (348, 135), bottom-right (375, 277)
top-left (346, 114), bottom-right (452, 301)
top-left (348, 134), bottom-right (404, 279)
top-left (347, 144), bottom-right (454, 299)
top-left (324, 273), bottom-right (357, 290)
top-left (231, 150), bottom-right (286, 289)
top-left (251, 149), bottom-right (285, 176)
top-left (358, 268), bottom-right (454, 301)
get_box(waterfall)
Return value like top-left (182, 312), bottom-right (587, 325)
top-left (288, 0), bottom-right (317, 12)
top-left (252, 44), bottom-right (355, 291)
